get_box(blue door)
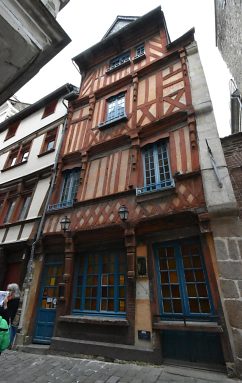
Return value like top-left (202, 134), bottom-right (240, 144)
top-left (33, 262), bottom-right (63, 344)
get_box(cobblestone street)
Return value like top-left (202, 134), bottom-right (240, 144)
top-left (0, 350), bottom-right (241, 383)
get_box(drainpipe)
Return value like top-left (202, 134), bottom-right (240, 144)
top-left (18, 85), bottom-right (78, 334)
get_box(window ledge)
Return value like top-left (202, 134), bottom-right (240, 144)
top-left (153, 320), bottom-right (223, 333)
top-left (132, 52), bottom-right (146, 63)
top-left (38, 148), bottom-right (55, 157)
top-left (58, 315), bottom-right (129, 327)
top-left (136, 186), bottom-right (176, 203)
top-left (98, 114), bottom-right (128, 130)
top-left (1, 160), bottom-right (28, 172)
top-left (106, 59), bottom-right (131, 74)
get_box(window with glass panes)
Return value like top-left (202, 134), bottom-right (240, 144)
top-left (155, 239), bottom-right (215, 320)
top-left (142, 141), bottom-right (173, 193)
top-left (109, 52), bottom-right (130, 70)
top-left (106, 93), bottom-right (125, 122)
top-left (3, 199), bottom-right (16, 223)
top-left (73, 251), bottom-right (126, 316)
top-left (18, 194), bottom-right (32, 220)
top-left (60, 168), bottom-right (80, 203)
top-left (40, 264), bottom-right (63, 309)
top-left (135, 44), bottom-right (145, 57)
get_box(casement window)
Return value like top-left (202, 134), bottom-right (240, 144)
top-left (4, 142), bottom-right (31, 169)
top-left (48, 168), bottom-right (81, 211)
top-left (3, 199), bottom-right (16, 223)
top-left (42, 99), bottom-right (58, 119)
top-left (154, 240), bottom-right (215, 320)
top-left (136, 141), bottom-right (174, 195)
top-left (4, 121), bottom-right (20, 141)
top-left (39, 128), bottom-right (58, 155)
top-left (60, 168), bottom-right (80, 204)
top-left (73, 251), bottom-right (126, 316)
top-left (18, 194), bottom-right (32, 220)
top-left (107, 93), bottom-right (126, 122)
top-left (134, 43), bottom-right (145, 59)
top-left (108, 52), bottom-right (130, 71)
top-left (98, 93), bottom-right (127, 130)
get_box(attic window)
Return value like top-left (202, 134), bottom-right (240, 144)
top-left (107, 52), bottom-right (131, 73)
top-left (42, 99), bottom-right (58, 119)
top-left (4, 121), bottom-right (20, 141)
top-left (133, 43), bottom-right (146, 62)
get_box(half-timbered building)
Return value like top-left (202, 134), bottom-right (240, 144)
top-left (25, 7), bottom-right (240, 372)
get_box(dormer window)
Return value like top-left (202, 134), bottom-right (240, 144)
top-left (107, 52), bottom-right (130, 72)
top-left (136, 44), bottom-right (145, 57)
top-left (133, 43), bottom-right (146, 62)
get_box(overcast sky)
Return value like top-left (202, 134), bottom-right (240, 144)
top-left (16, 0), bottom-right (232, 137)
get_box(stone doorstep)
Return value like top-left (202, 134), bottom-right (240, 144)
top-left (50, 336), bottom-right (161, 365)
top-left (14, 344), bottom-right (50, 355)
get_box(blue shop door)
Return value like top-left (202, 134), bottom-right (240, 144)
top-left (33, 262), bottom-right (63, 344)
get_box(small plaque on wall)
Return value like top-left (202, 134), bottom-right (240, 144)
top-left (138, 330), bottom-right (151, 341)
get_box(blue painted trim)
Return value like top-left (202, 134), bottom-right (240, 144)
top-left (154, 238), bottom-right (216, 321)
top-left (72, 252), bottom-right (127, 317)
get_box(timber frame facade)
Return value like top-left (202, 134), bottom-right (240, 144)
top-left (24, 7), bottom-right (239, 372)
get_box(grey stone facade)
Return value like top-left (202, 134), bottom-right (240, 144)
top-left (187, 40), bottom-right (242, 376)
top-left (214, 0), bottom-right (242, 93)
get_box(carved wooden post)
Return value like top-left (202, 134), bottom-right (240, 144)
top-left (63, 232), bottom-right (74, 314)
top-left (124, 226), bottom-right (136, 278)
top-left (56, 233), bottom-right (74, 318)
top-left (124, 225), bottom-right (136, 344)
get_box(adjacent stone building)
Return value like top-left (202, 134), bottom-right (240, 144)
top-left (214, 0), bottom-right (242, 134)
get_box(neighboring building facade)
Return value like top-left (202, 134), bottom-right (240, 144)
top-left (214, 0), bottom-right (242, 94)
top-left (221, 133), bottom-right (242, 218)
top-left (214, 0), bottom-right (242, 134)
top-left (22, 6), bottom-right (241, 375)
top-left (0, 97), bottom-right (30, 123)
top-left (0, 0), bottom-right (71, 105)
top-left (0, 83), bottom-right (77, 294)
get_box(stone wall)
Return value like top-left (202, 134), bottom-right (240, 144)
top-left (213, 219), bottom-right (242, 374)
top-left (215, 0), bottom-right (242, 93)
top-left (187, 40), bottom-right (242, 376)
top-left (221, 132), bottom-right (242, 217)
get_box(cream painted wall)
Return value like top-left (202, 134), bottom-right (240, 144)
top-left (0, 124), bottom-right (63, 184)
top-left (0, 99), bottom-right (66, 150)
top-left (27, 177), bottom-right (51, 219)
top-left (4, 226), bottom-right (19, 243)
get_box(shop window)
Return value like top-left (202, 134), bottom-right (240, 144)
top-left (73, 251), bottom-right (126, 316)
top-left (39, 128), bottom-right (58, 155)
top-left (4, 121), bottom-right (20, 141)
top-left (136, 141), bottom-right (174, 195)
top-left (108, 52), bottom-right (130, 72)
top-left (4, 142), bottom-right (31, 170)
top-left (42, 99), bottom-right (58, 119)
top-left (3, 199), bottom-right (16, 223)
top-left (154, 239), bottom-right (215, 320)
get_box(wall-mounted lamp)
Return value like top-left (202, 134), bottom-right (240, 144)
top-left (118, 205), bottom-right (129, 222)
top-left (60, 215), bottom-right (71, 232)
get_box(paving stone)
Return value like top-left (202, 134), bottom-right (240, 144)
top-left (1, 350), bottom-right (242, 383)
